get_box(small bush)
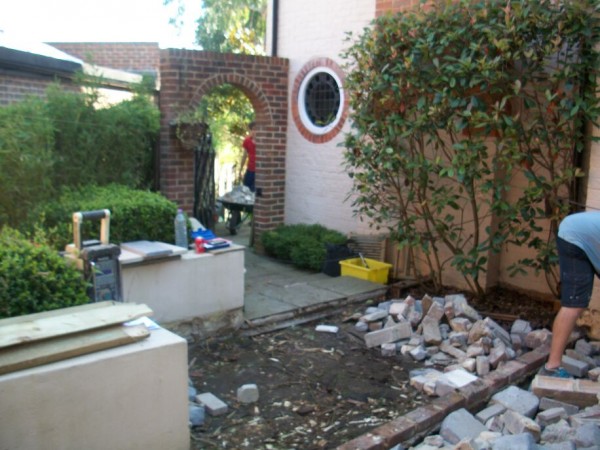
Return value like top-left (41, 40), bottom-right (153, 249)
top-left (32, 184), bottom-right (180, 250)
top-left (0, 227), bottom-right (89, 319)
top-left (262, 224), bottom-right (347, 271)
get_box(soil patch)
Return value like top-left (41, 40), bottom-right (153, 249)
top-left (188, 286), bottom-right (558, 449)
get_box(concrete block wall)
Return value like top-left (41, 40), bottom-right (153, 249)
top-left (48, 42), bottom-right (160, 76)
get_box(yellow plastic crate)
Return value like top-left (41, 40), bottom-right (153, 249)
top-left (339, 258), bottom-right (392, 284)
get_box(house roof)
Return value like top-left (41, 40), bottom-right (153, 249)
top-left (0, 31), bottom-right (82, 75)
top-left (0, 32), bottom-right (145, 89)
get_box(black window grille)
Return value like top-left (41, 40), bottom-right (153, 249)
top-left (304, 72), bottom-right (340, 127)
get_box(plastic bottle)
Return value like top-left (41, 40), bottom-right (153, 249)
top-left (174, 208), bottom-right (188, 249)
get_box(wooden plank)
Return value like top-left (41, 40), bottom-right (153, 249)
top-left (0, 301), bottom-right (117, 327)
top-left (531, 375), bottom-right (600, 407)
top-left (0, 303), bottom-right (153, 350)
top-left (0, 324), bottom-right (150, 376)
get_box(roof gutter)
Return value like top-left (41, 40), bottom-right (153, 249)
top-left (271, 0), bottom-right (279, 57)
top-left (0, 46), bottom-right (81, 77)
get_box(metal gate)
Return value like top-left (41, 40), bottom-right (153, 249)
top-left (193, 125), bottom-right (215, 231)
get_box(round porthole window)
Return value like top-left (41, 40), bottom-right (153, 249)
top-left (292, 59), bottom-right (347, 143)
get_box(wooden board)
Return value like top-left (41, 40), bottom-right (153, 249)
top-left (0, 324), bottom-right (149, 376)
top-left (0, 303), bottom-right (153, 350)
top-left (0, 301), bottom-right (117, 327)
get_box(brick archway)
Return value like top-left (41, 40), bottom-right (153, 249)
top-left (159, 49), bottom-right (289, 249)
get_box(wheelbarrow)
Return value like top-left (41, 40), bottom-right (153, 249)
top-left (219, 199), bottom-right (254, 235)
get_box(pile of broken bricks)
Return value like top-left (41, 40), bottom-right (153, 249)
top-left (353, 293), bottom-right (600, 397)
top-left (339, 293), bottom-right (600, 449)
top-left (416, 385), bottom-right (600, 449)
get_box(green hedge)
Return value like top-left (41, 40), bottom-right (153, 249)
top-left (0, 96), bottom-right (55, 228)
top-left (0, 81), bottom-right (159, 229)
top-left (33, 184), bottom-right (181, 251)
top-left (261, 224), bottom-right (347, 271)
top-left (0, 227), bottom-right (89, 319)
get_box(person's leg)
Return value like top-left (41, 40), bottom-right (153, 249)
top-left (242, 170), bottom-right (256, 192)
top-left (547, 237), bottom-right (594, 372)
top-left (547, 305), bottom-right (585, 369)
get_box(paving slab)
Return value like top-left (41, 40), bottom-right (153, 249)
top-left (243, 292), bottom-right (298, 320)
top-left (309, 275), bottom-right (387, 296)
top-left (213, 221), bottom-right (392, 328)
top-left (259, 283), bottom-right (342, 307)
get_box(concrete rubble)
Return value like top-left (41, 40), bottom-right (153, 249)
top-left (218, 185), bottom-right (255, 206)
top-left (351, 293), bottom-right (600, 449)
top-left (354, 294), bottom-right (600, 396)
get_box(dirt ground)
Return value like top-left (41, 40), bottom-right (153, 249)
top-left (187, 285), bottom-right (558, 449)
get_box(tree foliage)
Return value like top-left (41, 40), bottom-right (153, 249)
top-left (196, 0), bottom-right (266, 54)
top-left (342, 0), bottom-right (600, 296)
top-left (166, 0), bottom-right (267, 54)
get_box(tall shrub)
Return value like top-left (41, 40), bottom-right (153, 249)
top-left (342, 0), bottom-right (600, 296)
top-left (0, 97), bottom-right (55, 227)
top-left (0, 80), bottom-right (160, 229)
top-left (45, 82), bottom-right (159, 190)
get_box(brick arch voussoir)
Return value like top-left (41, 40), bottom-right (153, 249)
top-left (189, 74), bottom-right (273, 123)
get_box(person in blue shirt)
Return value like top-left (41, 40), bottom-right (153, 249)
top-left (542, 211), bottom-right (600, 377)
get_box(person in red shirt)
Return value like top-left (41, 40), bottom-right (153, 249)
top-left (240, 122), bottom-right (256, 192)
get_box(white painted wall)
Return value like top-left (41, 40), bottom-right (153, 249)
top-left (0, 328), bottom-right (189, 450)
top-left (273, 0), bottom-right (377, 235)
top-left (121, 246), bottom-right (245, 324)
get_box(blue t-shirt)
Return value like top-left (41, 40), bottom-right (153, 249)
top-left (558, 211), bottom-right (600, 272)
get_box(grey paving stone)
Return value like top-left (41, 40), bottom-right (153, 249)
top-left (562, 354), bottom-right (589, 377)
top-left (237, 384), bottom-right (259, 403)
top-left (439, 408), bottom-right (487, 444)
top-left (574, 423), bottom-right (600, 448)
top-left (490, 433), bottom-right (536, 450)
top-left (476, 403), bottom-right (506, 424)
top-left (539, 397), bottom-right (579, 415)
top-left (491, 385), bottom-right (539, 418)
top-left (196, 392), bottom-right (228, 416)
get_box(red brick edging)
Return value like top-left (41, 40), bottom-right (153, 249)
top-left (337, 347), bottom-right (549, 449)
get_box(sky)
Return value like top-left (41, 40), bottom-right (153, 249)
top-left (0, 0), bottom-right (202, 49)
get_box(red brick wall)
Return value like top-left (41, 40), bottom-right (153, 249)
top-left (48, 42), bottom-right (160, 75)
top-left (159, 49), bottom-right (289, 248)
top-left (0, 69), bottom-right (79, 106)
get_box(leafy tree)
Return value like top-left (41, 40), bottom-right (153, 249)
top-left (165, 0), bottom-right (267, 55)
top-left (342, 0), bottom-right (600, 297)
top-left (196, 0), bottom-right (266, 54)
